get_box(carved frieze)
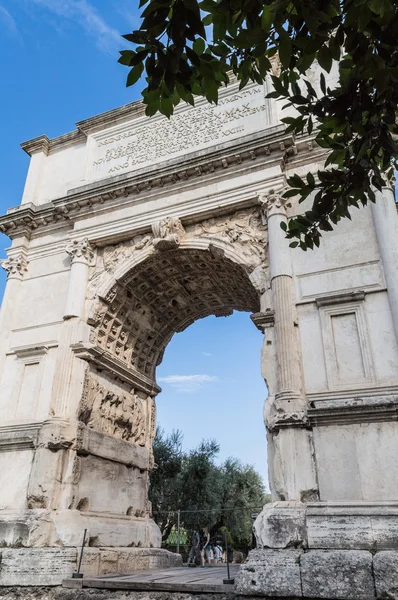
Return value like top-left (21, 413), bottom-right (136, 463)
top-left (79, 371), bottom-right (147, 446)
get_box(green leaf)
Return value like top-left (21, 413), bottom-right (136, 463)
top-left (270, 75), bottom-right (289, 96)
top-left (203, 78), bottom-right (218, 103)
top-left (159, 96), bottom-right (174, 117)
top-left (122, 32), bottom-right (145, 44)
top-left (193, 37), bottom-right (205, 55)
top-left (261, 6), bottom-right (273, 33)
top-left (126, 63), bottom-right (144, 87)
top-left (317, 45), bottom-right (333, 73)
top-left (328, 35), bottom-right (341, 61)
top-left (320, 72), bottom-right (326, 94)
top-left (118, 50), bottom-right (135, 66)
top-left (278, 28), bottom-right (292, 69)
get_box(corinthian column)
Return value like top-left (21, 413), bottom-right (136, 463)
top-left (64, 238), bottom-right (94, 319)
top-left (261, 191), bottom-right (304, 414)
top-left (259, 190), bottom-right (318, 503)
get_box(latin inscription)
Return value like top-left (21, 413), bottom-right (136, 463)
top-left (90, 85), bottom-right (268, 179)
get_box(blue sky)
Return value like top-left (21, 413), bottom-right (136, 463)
top-left (0, 0), bottom-right (269, 486)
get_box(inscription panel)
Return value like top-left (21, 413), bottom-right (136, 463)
top-left (89, 83), bottom-right (270, 180)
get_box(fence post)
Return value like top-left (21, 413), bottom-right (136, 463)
top-left (177, 509), bottom-right (181, 555)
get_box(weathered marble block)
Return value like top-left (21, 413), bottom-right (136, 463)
top-left (235, 548), bottom-right (303, 597)
top-left (300, 550), bottom-right (375, 600)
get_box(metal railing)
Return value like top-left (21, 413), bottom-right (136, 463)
top-left (152, 506), bottom-right (263, 559)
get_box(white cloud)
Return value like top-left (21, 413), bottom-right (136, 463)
top-left (202, 352), bottom-right (213, 357)
top-left (158, 374), bottom-right (219, 393)
top-left (29, 0), bottom-right (121, 52)
top-left (0, 5), bottom-right (22, 42)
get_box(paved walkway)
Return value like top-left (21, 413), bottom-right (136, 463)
top-left (63, 565), bottom-right (240, 593)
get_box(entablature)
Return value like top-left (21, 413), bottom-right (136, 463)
top-left (1, 128), bottom-right (319, 241)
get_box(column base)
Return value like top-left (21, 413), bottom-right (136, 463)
top-left (235, 548), bottom-right (379, 599)
top-left (234, 501), bottom-right (398, 599)
top-left (0, 547), bottom-right (182, 586)
top-left (0, 509), bottom-right (162, 548)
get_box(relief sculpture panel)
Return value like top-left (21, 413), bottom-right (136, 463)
top-left (79, 369), bottom-right (148, 446)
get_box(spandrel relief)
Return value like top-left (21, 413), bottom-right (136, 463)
top-left (186, 207), bottom-right (267, 268)
top-left (79, 371), bottom-right (147, 446)
top-left (103, 233), bottom-right (153, 273)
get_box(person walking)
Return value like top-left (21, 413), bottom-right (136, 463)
top-left (187, 529), bottom-right (200, 565)
top-left (214, 543), bottom-right (223, 563)
top-left (199, 527), bottom-right (210, 567)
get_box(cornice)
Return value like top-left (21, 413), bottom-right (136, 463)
top-left (21, 132), bottom-right (86, 157)
top-left (1, 129), bottom-right (318, 241)
top-left (0, 422), bottom-right (42, 452)
top-left (71, 342), bottom-right (161, 396)
top-left (20, 135), bottom-right (50, 156)
top-left (251, 310), bottom-right (275, 331)
top-left (308, 393), bottom-right (398, 426)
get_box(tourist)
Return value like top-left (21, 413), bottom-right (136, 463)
top-left (187, 529), bottom-right (200, 565)
top-left (214, 544), bottom-right (223, 563)
top-left (200, 527), bottom-right (210, 567)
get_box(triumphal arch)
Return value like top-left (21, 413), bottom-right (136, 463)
top-left (0, 72), bottom-right (398, 598)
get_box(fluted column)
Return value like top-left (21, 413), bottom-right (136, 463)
top-left (261, 191), bottom-right (304, 412)
top-left (371, 187), bottom-right (398, 344)
top-left (64, 238), bottom-right (94, 319)
top-left (259, 190), bottom-right (318, 502)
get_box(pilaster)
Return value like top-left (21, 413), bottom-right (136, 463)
top-left (0, 246), bottom-right (30, 376)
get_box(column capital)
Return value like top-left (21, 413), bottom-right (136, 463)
top-left (66, 238), bottom-right (95, 266)
top-left (259, 189), bottom-right (291, 221)
top-left (1, 252), bottom-right (29, 280)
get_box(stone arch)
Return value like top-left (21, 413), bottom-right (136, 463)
top-left (94, 234), bottom-right (267, 305)
top-left (89, 241), bottom-right (263, 383)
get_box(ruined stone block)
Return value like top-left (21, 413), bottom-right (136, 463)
top-left (373, 550), bottom-right (398, 599)
top-left (300, 549), bottom-right (375, 600)
top-left (235, 548), bottom-right (303, 597)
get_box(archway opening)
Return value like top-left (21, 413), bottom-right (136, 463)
top-left (94, 246), bottom-right (261, 380)
top-left (156, 311), bottom-right (268, 483)
top-left (88, 245), bottom-right (269, 556)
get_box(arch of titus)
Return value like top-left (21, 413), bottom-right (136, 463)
top-left (0, 72), bottom-right (398, 598)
